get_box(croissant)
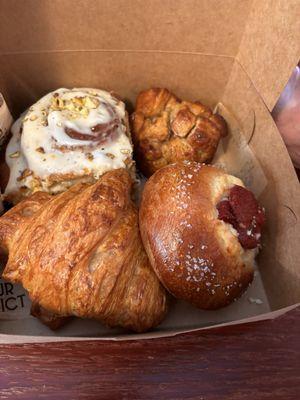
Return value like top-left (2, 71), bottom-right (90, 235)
top-left (0, 169), bottom-right (167, 332)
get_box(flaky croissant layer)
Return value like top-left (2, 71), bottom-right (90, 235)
top-left (0, 169), bottom-right (167, 332)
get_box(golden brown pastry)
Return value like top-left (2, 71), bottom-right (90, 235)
top-left (0, 169), bottom-right (167, 332)
top-left (139, 162), bottom-right (265, 309)
top-left (131, 88), bottom-right (227, 177)
top-left (31, 303), bottom-right (71, 330)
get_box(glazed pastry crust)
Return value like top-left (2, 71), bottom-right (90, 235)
top-left (131, 88), bottom-right (227, 177)
top-left (139, 162), bottom-right (255, 309)
top-left (0, 169), bottom-right (167, 332)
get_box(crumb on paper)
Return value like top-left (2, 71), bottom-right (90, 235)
top-left (248, 297), bottom-right (263, 305)
top-left (9, 151), bottom-right (20, 158)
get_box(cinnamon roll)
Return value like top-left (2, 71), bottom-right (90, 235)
top-left (4, 88), bottom-right (134, 203)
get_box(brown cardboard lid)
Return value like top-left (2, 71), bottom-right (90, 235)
top-left (0, 0), bottom-right (299, 109)
top-left (237, 0), bottom-right (300, 110)
top-left (0, 0), bottom-right (250, 55)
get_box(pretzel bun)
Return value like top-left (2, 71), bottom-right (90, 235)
top-left (139, 162), bottom-right (265, 309)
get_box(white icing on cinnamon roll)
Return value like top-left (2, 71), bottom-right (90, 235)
top-left (5, 88), bottom-right (133, 202)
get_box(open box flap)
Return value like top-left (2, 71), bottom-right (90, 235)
top-left (223, 60), bottom-right (300, 309)
top-left (0, 0), bottom-right (251, 55)
top-left (237, 0), bottom-right (300, 111)
top-left (1, 0), bottom-right (299, 110)
top-left (0, 52), bottom-right (234, 116)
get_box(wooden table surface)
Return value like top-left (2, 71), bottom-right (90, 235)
top-left (0, 307), bottom-right (299, 399)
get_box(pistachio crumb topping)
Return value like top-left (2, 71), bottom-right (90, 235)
top-left (86, 153), bottom-right (94, 161)
top-left (50, 95), bottom-right (100, 119)
top-left (120, 149), bottom-right (130, 154)
top-left (105, 153), bottom-right (115, 159)
top-left (124, 157), bottom-right (134, 168)
top-left (9, 151), bottom-right (20, 158)
top-left (36, 147), bottom-right (45, 154)
top-left (17, 169), bottom-right (33, 181)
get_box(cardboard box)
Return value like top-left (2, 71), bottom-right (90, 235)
top-left (0, 0), bottom-right (299, 343)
